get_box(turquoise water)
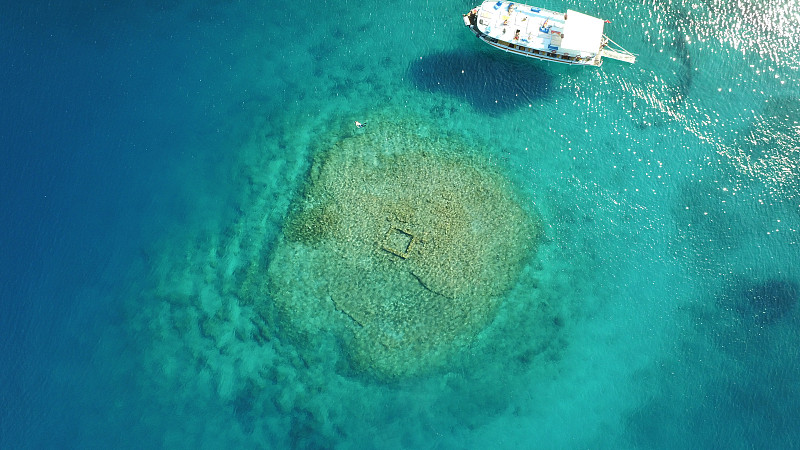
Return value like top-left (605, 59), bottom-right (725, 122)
top-left (2, 0), bottom-right (799, 448)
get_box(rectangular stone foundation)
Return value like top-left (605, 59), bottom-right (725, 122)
top-left (381, 227), bottom-right (416, 259)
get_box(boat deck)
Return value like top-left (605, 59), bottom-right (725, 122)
top-left (475, 2), bottom-right (567, 53)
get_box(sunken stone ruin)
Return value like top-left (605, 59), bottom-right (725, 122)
top-left (266, 119), bottom-right (540, 378)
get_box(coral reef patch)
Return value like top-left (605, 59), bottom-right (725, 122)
top-left (262, 118), bottom-right (540, 378)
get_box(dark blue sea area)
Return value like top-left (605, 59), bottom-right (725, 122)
top-left (2, 0), bottom-right (799, 448)
top-left (2, 1), bottom-right (242, 446)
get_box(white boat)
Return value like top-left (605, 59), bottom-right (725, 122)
top-left (463, 1), bottom-right (636, 66)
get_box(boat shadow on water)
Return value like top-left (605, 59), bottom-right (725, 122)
top-left (408, 49), bottom-right (553, 115)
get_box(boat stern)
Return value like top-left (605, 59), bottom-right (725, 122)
top-left (463, 7), bottom-right (478, 28)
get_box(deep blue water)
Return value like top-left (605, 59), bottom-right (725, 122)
top-left (2, 0), bottom-right (799, 448)
top-left (1, 2), bottom-right (241, 446)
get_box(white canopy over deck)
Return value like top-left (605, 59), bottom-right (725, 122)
top-left (559, 10), bottom-right (605, 57)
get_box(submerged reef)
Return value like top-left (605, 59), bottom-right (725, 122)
top-left (728, 278), bottom-right (798, 326)
top-left (263, 119), bottom-right (539, 378)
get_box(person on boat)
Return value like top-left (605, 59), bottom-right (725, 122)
top-left (355, 121), bottom-right (366, 128)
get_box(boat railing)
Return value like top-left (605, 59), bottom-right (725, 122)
top-left (600, 34), bottom-right (637, 63)
top-left (602, 35), bottom-right (637, 57)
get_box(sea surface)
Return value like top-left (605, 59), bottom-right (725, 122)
top-left (2, 0), bottom-right (799, 448)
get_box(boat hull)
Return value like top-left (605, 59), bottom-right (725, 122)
top-left (468, 26), bottom-right (602, 66)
